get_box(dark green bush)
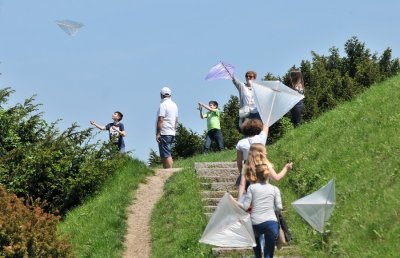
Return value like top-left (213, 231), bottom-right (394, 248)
top-left (0, 185), bottom-right (74, 257)
top-left (0, 87), bottom-right (124, 214)
top-left (172, 123), bottom-right (203, 158)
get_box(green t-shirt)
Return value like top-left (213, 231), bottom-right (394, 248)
top-left (205, 109), bottom-right (221, 131)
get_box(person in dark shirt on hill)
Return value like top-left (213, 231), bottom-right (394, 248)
top-left (90, 111), bottom-right (126, 152)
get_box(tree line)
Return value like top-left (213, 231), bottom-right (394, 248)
top-left (1, 36), bottom-right (399, 211)
top-left (148, 36), bottom-right (400, 165)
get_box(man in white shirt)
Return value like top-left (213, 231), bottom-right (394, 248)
top-left (156, 87), bottom-right (179, 169)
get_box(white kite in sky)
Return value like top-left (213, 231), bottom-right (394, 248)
top-left (56, 20), bottom-right (84, 36)
top-left (292, 179), bottom-right (336, 233)
top-left (199, 192), bottom-right (256, 247)
top-left (252, 80), bottom-right (304, 126)
top-left (205, 61), bottom-right (235, 81)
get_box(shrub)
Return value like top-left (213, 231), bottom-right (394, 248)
top-left (0, 88), bottom-right (124, 215)
top-left (0, 185), bottom-right (74, 257)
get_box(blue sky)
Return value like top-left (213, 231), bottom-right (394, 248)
top-left (1, 1), bottom-right (400, 162)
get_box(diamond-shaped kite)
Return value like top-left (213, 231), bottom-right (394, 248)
top-left (205, 61), bottom-right (235, 81)
top-left (199, 192), bottom-right (256, 247)
top-left (252, 80), bottom-right (304, 126)
top-left (292, 179), bottom-right (336, 233)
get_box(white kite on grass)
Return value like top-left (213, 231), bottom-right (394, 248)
top-left (292, 179), bottom-right (336, 233)
top-left (252, 80), bottom-right (304, 126)
top-left (199, 192), bottom-right (256, 247)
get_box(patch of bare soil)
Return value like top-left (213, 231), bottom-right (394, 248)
top-left (123, 168), bottom-right (182, 258)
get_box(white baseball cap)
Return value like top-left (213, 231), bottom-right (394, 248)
top-left (160, 87), bottom-right (171, 96)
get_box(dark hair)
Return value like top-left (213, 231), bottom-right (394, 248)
top-left (114, 111), bottom-right (123, 121)
top-left (209, 100), bottom-right (218, 108)
top-left (290, 68), bottom-right (304, 89)
top-left (241, 119), bottom-right (263, 136)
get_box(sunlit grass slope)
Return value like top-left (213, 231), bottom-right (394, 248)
top-left (152, 75), bottom-right (400, 258)
top-left (271, 75), bottom-right (400, 257)
top-left (59, 157), bottom-right (153, 258)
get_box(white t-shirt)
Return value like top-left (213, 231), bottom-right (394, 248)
top-left (242, 183), bottom-right (282, 225)
top-left (157, 97), bottom-right (178, 135)
top-left (236, 130), bottom-right (267, 161)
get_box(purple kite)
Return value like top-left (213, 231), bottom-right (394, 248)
top-left (205, 61), bottom-right (235, 81)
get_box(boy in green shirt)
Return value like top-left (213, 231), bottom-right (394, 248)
top-left (198, 101), bottom-right (224, 153)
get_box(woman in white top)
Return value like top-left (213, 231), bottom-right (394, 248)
top-left (236, 119), bottom-right (292, 199)
top-left (232, 70), bottom-right (262, 126)
top-left (232, 143), bottom-right (284, 258)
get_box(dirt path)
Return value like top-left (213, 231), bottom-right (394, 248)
top-left (123, 168), bottom-right (183, 258)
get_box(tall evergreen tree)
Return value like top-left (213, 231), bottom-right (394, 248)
top-left (220, 95), bottom-right (242, 149)
top-left (172, 123), bottom-right (203, 158)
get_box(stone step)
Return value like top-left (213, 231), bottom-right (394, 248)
top-left (197, 162), bottom-right (301, 258)
top-left (200, 175), bottom-right (238, 183)
top-left (201, 190), bottom-right (238, 199)
top-left (195, 162), bottom-right (237, 169)
top-left (196, 167), bottom-right (239, 177)
top-left (202, 197), bottom-right (225, 206)
top-left (212, 245), bottom-right (301, 258)
top-left (204, 212), bottom-right (213, 219)
top-left (201, 182), bottom-right (237, 192)
top-left (212, 247), bottom-right (253, 258)
top-left (203, 205), bottom-right (218, 213)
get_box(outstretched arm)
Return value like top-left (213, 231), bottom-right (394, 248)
top-left (262, 124), bottom-right (269, 134)
top-left (236, 150), bottom-right (246, 198)
top-left (232, 75), bottom-right (241, 91)
top-left (198, 103), bottom-right (206, 119)
top-left (269, 162), bottom-right (293, 181)
top-left (198, 102), bottom-right (218, 112)
top-left (90, 120), bottom-right (106, 130)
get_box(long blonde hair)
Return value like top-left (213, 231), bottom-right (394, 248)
top-left (245, 143), bottom-right (272, 183)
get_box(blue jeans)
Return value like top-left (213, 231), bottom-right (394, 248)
top-left (204, 129), bottom-right (224, 152)
top-left (158, 135), bottom-right (174, 158)
top-left (252, 221), bottom-right (278, 258)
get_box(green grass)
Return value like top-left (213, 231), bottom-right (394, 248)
top-left (149, 151), bottom-right (247, 258)
top-left (270, 76), bottom-right (400, 257)
top-left (151, 75), bottom-right (400, 257)
top-left (59, 75), bottom-right (400, 258)
top-left (58, 157), bottom-right (153, 258)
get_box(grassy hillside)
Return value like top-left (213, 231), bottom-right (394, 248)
top-left (59, 75), bottom-right (399, 257)
top-left (59, 157), bottom-right (153, 258)
top-left (153, 75), bottom-right (400, 257)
